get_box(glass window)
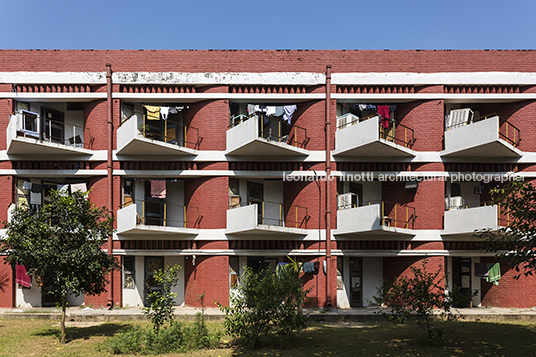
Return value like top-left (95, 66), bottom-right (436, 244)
top-left (229, 256), bottom-right (239, 289)
top-left (124, 256), bottom-right (135, 289)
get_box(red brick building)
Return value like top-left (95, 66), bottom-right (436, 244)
top-left (0, 50), bottom-right (535, 309)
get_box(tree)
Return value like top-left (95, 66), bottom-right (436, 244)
top-left (143, 264), bottom-right (182, 331)
top-left (476, 180), bottom-right (536, 278)
top-left (1, 189), bottom-right (117, 344)
top-left (219, 263), bottom-right (310, 348)
top-left (371, 259), bottom-right (474, 343)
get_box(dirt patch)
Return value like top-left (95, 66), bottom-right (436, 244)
top-left (53, 321), bottom-right (106, 328)
top-left (319, 321), bottom-right (371, 328)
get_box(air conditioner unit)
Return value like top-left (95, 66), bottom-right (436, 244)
top-left (338, 193), bottom-right (358, 209)
top-left (336, 113), bottom-right (359, 130)
top-left (447, 108), bottom-right (474, 130)
top-left (447, 196), bottom-right (465, 210)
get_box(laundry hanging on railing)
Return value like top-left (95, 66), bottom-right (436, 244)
top-left (353, 104), bottom-right (398, 128)
top-left (161, 106), bottom-right (185, 120)
top-left (151, 180), bottom-right (167, 199)
top-left (354, 104), bottom-right (397, 113)
top-left (144, 105), bottom-right (186, 120)
top-left (144, 105), bottom-right (161, 120)
top-left (247, 104), bottom-right (297, 125)
top-left (474, 262), bottom-right (502, 285)
top-left (283, 105), bottom-right (297, 125)
top-left (377, 105), bottom-right (390, 128)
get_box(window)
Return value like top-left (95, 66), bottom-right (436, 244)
top-left (229, 178), bottom-right (240, 208)
top-left (123, 179), bottom-right (134, 207)
top-left (229, 256), bottom-right (239, 289)
top-left (123, 256), bottom-right (135, 289)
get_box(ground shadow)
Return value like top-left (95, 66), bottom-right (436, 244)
top-left (33, 322), bottom-right (130, 343)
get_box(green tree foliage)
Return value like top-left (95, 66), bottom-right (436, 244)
top-left (143, 264), bottom-right (182, 331)
top-left (1, 189), bottom-right (117, 344)
top-left (476, 180), bottom-right (536, 278)
top-left (371, 259), bottom-right (472, 343)
top-left (219, 263), bottom-right (311, 348)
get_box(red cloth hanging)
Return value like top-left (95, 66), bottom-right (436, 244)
top-left (377, 105), bottom-right (390, 129)
top-left (151, 180), bottom-right (166, 199)
top-left (16, 264), bottom-right (31, 288)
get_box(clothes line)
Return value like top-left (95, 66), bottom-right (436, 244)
top-left (143, 105), bottom-right (186, 120)
top-left (247, 104), bottom-right (297, 125)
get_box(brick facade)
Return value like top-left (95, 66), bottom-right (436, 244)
top-left (1, 50), bottom-right (536, 309)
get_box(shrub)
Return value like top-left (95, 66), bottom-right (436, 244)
top-left (143, 264), bottom-right (181, 331)
top-left (371, 259), bottom-right (476, 343)
top-left (100, 313), bottom-right (220, 355)
top-left (219, 264), bottom-right (310, 348)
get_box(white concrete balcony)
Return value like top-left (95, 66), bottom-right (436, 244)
top-left (333, 114), bottom-right (415, 158)
top-left (117, 201), bottom-right (199, 237)
top-left (116, 113), bottom-right (199, 156)
top-left (334, 201), bottom-right (416, 237)
top-left (7, 111), bottom-right (93, 155)
top-left (442, 115), bottom-right (522, 158)
top-left (226, 115), bottom-right (309, 157)
top-left (226, 201), bottom-right (309, 236)
top-left (443, 204), bottom-right (502, 236)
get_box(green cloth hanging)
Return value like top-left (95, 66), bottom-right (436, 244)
top-left (486, 263), bottom-right (501, 285)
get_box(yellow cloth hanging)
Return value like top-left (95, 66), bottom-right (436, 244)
top-left (144, 105), bottom-right (161, 120)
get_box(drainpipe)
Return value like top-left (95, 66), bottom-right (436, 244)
top-left (106, 63), bottom-right (114, 307)
top-left (325, 65), bottom-right (332, 308)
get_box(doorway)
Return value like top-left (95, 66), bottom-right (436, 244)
top-left (41, 107), bottom-right (64, 144)
top-left (144, 256), bottom-right (164, 306)
top-left (350, 257), bottom-right (363, 307)
top-left (247, 181), bottom-right (264, 224)
top-left (452, 257), bottom-right (472, 307)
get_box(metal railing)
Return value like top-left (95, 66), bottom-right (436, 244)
top-left (379, 201), bottom-right (416, 229)
top-left (121, 111), bottom-right (202, 149)
top-left (443, 199), bottom-right (512, 228)
top-left (140, 112), bottom-right (201, 150)
top-left (232, 200), bottom-right (310, 229)
top-left (499, 120), bottom-right (520, 147)
top-left (336, 199), bottom-right (415, 229)
top-left (121, 200), bottom-right (200, 228)
top-left (336, 113), bottom-right (414, 148)
top-left (497, 203), bottom-right (512, 227)
top-left (229, 114), bottom-right (309, 149)
top-left (15, 111), bottom-right (92, 149)
top-left (377, 117), bottom-right (415, 148)
top-left (445, 112), bottom-right (521, 148)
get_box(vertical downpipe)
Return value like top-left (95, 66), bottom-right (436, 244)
top-left (106, 63), bottom-right (114, 307)
top-left (325, 65), bottom-right (332, 308)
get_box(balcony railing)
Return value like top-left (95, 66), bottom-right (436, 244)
top-left (122, 200), bottom-right (200, 228)
top-left (14, 110), bottom-right (92, 149)
top-left (499, 121), bottom-right (520, 147)
top-left (337, 114), bottom-right (415, 148)
top-left (231, 200), bottom-right (309, 229)
top-left (446, 112), bottom-right (520, 148)
top-left (229, 114), bottom-right (309, 148)
top-left (378, 201), bottom-right (416, 229)
top-left (444, 199), bottom-right (511, 229)
top-left (122, 112), bottom-right (201, 149)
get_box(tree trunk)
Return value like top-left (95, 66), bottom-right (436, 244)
top-left (61, 296), bottom-right (66, 344)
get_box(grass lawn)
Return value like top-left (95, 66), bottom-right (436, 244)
top-left (1, 317), bottom-right (536, 356)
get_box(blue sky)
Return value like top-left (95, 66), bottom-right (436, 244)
top-left (1, 0), bottom-right (535, 50)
